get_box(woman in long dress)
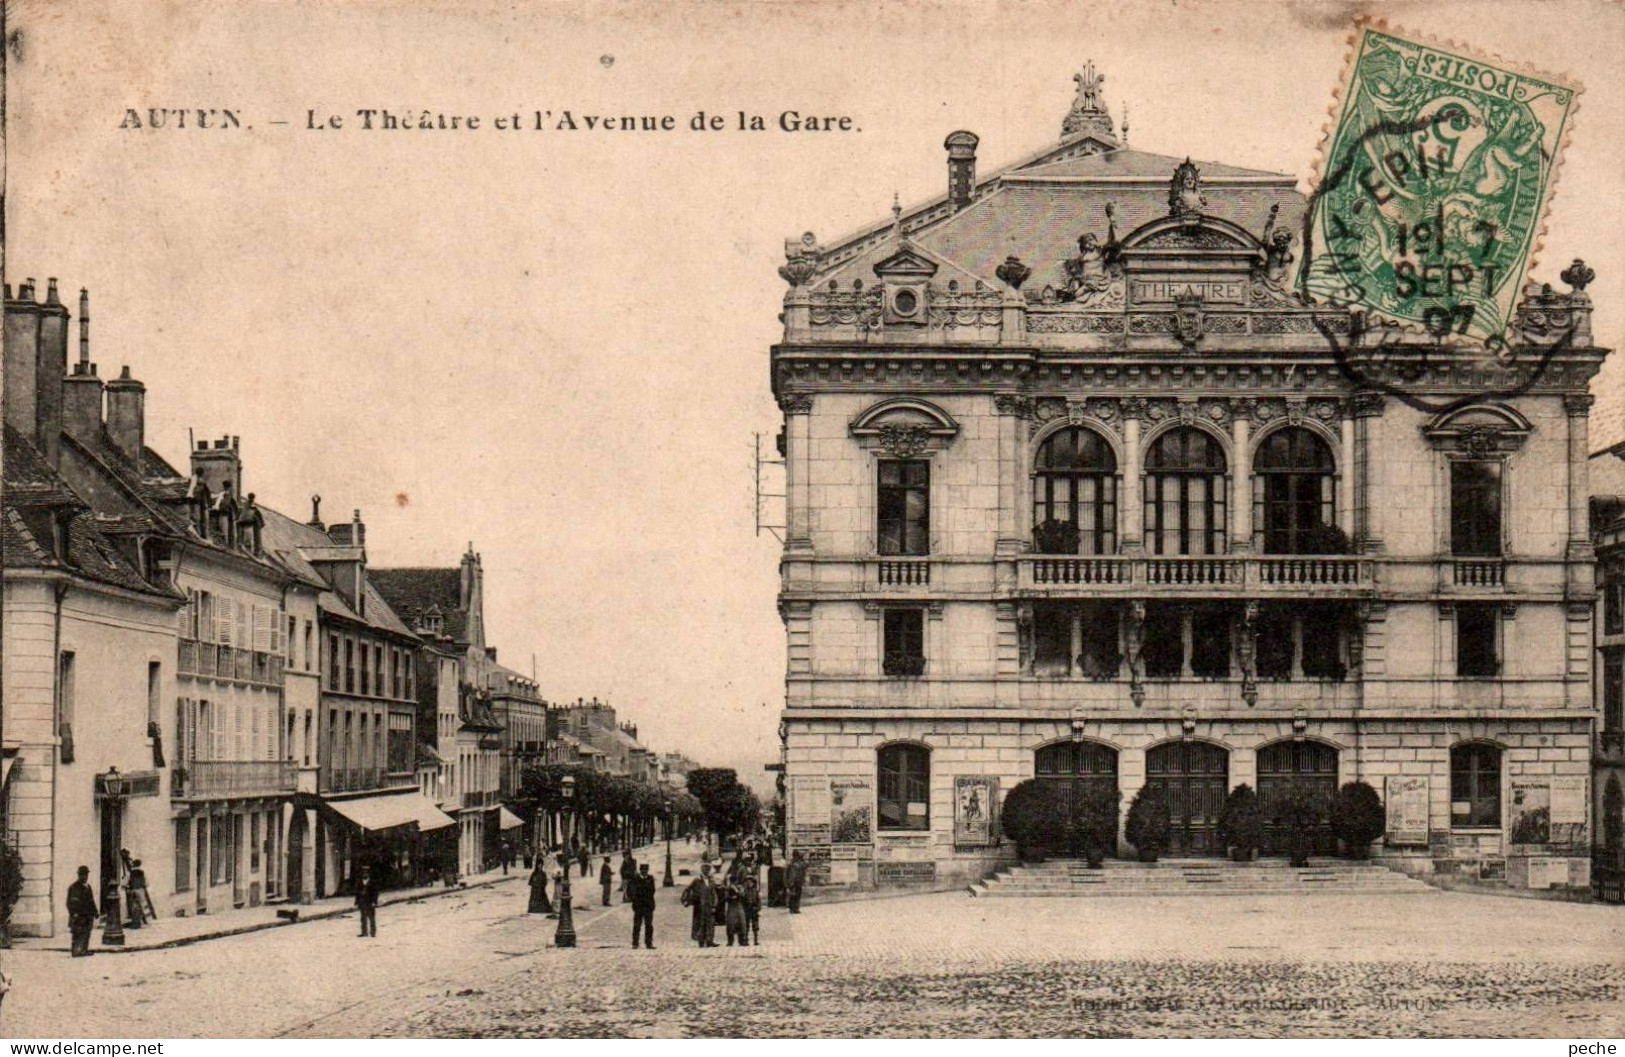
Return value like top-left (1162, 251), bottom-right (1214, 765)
top-left (527, 862), bottom-right (553, 915)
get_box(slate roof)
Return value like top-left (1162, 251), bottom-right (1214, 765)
top-left (258, 504), bottom-right (419, 639)
top-left (2, 427), bottom-right (175, 598)
top-left (369, 567), bottom-right (468, 643)
top-left (820, 149), bottom-right (1304, 294)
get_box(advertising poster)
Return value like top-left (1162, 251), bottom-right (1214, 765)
top-left (829, 776), bottom-right (874, 845)
top-left (1385, 775), bottom-right (1430, 845)
top-left (1549, 776), bottom-right (1587, 845)
top-left (954, 775), bottom-right (999, 846)
top-left (791, 774), bottom-right (831, 826)
top-left (1509, 777), bottom-right (1551, 845)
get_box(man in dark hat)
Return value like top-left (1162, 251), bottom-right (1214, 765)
top-left (66, 866), bottom-right (97, 956)
top-left (630, 862), bottom-right (657, 949)
top-left (355, 866), bottom-right (379, 938)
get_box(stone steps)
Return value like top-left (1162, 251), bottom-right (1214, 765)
top-left (967, 858), bottom-right (1436, 898)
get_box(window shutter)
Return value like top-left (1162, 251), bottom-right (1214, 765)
top-left (200, 593), bottom-right (214, 643)
top-left (218, 597), bottom-right (233, 645)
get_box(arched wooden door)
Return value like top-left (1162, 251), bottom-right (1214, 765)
top-left (1036, 740), bottom-right (1118, 854)
top-left (1257, 740), bottom-right (1339, 856)
top-left (1145, 741), bottom-right (1229, 856)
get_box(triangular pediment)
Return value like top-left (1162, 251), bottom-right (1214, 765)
top-left (873, 245), bottom-right (940, 280)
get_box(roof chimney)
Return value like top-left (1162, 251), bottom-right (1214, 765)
top-left (308, 494), bottom-right (324, 530)
top-left (105, 364), bottom-right (147, 471)
top-left (61, 301), bottom-right (103, 447)
top-left (944, 131), bottom-right (979, 212)
top-left (4, 280), bottom-right (45, 450)
top-left (191, 435), bottom-right (242, 500)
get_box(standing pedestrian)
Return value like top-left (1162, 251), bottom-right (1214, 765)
top-left (576, 844), bottom-right (589, 878)
top-left (619, 849), bottom-right (636, 903)
top-left (740, 870), bottom-right (762, 946)
top-left (355, 866), bottom-right (379, 938)
top-left (786, 850), bottom-right (807, 914)
top-left (599, 855), bottom-right (614, 907)
top-left (125, 858), bottom-right (150, 929)
top-left (527, 860), bottom-right (552, 915)
top-left (630, 862), bottom-right (656, 949)
top-left (499, 838), bottom-right (512, 876)
top-left (722, 876), bottom-right (748, 947)
top-left (680, 862), bottom-right (717, 948)
top-left (66, 865), bottom-right (97, 957)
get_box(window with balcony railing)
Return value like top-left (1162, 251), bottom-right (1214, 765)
top-left (878, 460), bottom-right (929, 557)
top-left (1145, 428), bottom-right (1226, 556)
top-left (1033, 427), bottom-right (1116, 555)
top-left (1451, 460), bottom-right (1502, 557)
top-left (1254, 427), bottom-right (1337, 555)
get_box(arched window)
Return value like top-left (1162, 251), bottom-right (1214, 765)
top-left (1254, 427), bottom-right (1336, 554)
top-left (878, 743), bottom-right (930, 831)
top-left (1144, 428), bottom-right (1227, 556)
top-left (1450, 742), bottom-right (1501, 828)
top-left (1033, 427), bottom-right (1118, 554)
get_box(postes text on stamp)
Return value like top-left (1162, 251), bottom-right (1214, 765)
top-left (1302, 23), bottom-right (1579, 343)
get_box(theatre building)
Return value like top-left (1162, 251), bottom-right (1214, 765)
top-left (771, 70), bottom-right (1609, 891)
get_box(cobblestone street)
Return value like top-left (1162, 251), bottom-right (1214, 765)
top-left (3, 847), bottom-right (1622, 1039)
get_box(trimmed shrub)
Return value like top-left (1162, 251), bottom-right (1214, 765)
top-left (1282, 788), bottom-right (1325, 867)
top-left (1073, 784), bottom-right (1122, 866)
top-left (1124, 785), bottom-right (1171, 861)
top-left (1218, 783), bottom-right (1263, 860)
top-left (1000, 779), bottom-right (1069, 857)
top-left (1330, 780), bottom-right (1385, 859)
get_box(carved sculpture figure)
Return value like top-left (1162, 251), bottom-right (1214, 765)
top-left (1169, 158), bottom-right (1206, 219)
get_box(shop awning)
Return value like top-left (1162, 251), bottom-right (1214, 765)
top-left (498, 806), bottom-right (524, 830)
top-left (326, 793), bottom-right (457, 833)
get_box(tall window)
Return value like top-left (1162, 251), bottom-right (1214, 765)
top-left (359, 642), bottom-right (370, 696)
top-left (1451, 742), bottom-right (1501, 827)
top-left (147, 661), bottom-right (161, 726)
top-left (1606, 579), bottom-right (1624, 636)
top-left (1255, 428), bottom-right (1335, 553)
top-left (174, 818), bottom-right (192, 892)
top-left (1145, 428), bottom-right (1227, 556)
top-left (882, 608), bottom-right (926, 677)
top-left (1604, 649), bottom-right (1623, 735)
top-left (877, 743), bottom-right (930, 831)
top-left (328, 634), bottom-right (341, 690)
top-left (1033, 427), bottom-right (1117, 554)
top-left (344, 639), bottom-right (355, 694)
top-left (1451, 461), bottom-right (1503, 557)
top-left (878, 460), bottom-right (930, 556)
top-left (58, 651), bottom-right (76, 763)
top-left (304, 622), bottom-right (315, 672)
top-left (1457, 603), bottom-right (1499, 677)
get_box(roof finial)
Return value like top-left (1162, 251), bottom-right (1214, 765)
top-left (1122, 101), bottom-right (1130, 147)
top-left (891, 192), bottom-right (902, 237)
top-left (1061, 60), bottom-right (1118, 145)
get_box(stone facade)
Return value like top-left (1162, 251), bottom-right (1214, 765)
top-left (769, 72), bottom-right (1608, 893)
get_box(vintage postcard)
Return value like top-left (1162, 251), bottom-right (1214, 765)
top-left (1, 0), bottom-right (1623, 1045)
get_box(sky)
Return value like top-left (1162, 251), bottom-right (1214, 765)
top-left (8, 0), bottom-right (1625, 788)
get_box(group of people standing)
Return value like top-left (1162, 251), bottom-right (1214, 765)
top-left (63, 849), bottom-right (160, 957)
top-left (520, 836), bottom-right (811, 951)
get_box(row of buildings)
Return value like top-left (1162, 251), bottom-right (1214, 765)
top-left (0, 282), bottom-right (685, 938)
top-left (770, 67), bottom-right (1625, 895)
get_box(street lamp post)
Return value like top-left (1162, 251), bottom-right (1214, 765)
top-left (662, 796), bottom-right (675, 888)
top-left (553, 774), bottom-right (577, 949)
top-left (99, 768), bottom-right (126, 947)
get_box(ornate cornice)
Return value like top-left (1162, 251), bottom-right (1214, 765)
top-left (1564, 392), bottom-right (1596, 417)
top-left (779, 393), bottom-right (814, 415)
top-left (1351, 392), bottom-right (1386, 419)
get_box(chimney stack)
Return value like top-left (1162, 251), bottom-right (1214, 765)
top-left (105, 365), bottom-right (147, 470)
top-left (307, 494), bottom-right (324, 530)
top-left (944, 131), bottom-right (979, 212)
top-left (61, 294), bottom-right (103, 446)
top-left (191, 435), bottom-right (243, 499)
top-left (4, 280), bottom-right (44, 447)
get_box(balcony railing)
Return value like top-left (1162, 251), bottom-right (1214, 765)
top-left (461, 790), bottom-right (499, 809)
top-left (1453, 559), bottom-right (1505, 587)
top-left (1023, 555), bottom-right (1372, 592)
top-left (177, 639), bottom-right (286, 686)
top-left (171, 760), bottom-right (296, 799)
top-left (876, 559), bottom-right (930, 587)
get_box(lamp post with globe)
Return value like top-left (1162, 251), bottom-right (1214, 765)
top-left (98, 767), bottom-right (127, 946)
top-left (554, 774), bottom-right (577, 948)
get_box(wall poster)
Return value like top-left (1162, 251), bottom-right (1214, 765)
top-left (1549, 775), bottom-right (1588, 845)
top-left (954, 775), bottom-right (999, 846)
top-left (791, 775), bottom-right (831, 826)
top-left (829, 776), bottom-right (873, 844)
top-left (1384, 775), bottom-right (1430, 845)
top-left (1509, 777), bottom-right (1551, 845)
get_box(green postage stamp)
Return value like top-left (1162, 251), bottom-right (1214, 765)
top-left (1303, 22), bottom-right (1581, 342)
